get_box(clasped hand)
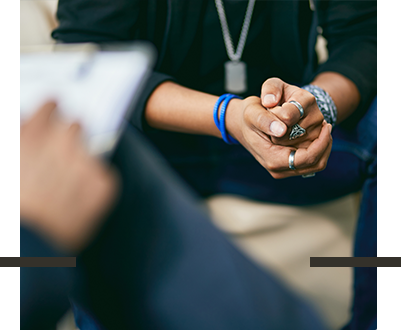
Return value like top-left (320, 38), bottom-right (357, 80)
top-left (226, 78), bottom-right (332, 179)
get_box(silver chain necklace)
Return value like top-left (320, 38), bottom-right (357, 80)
top-left (215, 0), bottom-right (256, 93)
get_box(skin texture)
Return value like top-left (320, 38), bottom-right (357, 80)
top-left (20, 102), bottom-right (118, 252)
top-left (227, 96), bottom-right (332, 179)
top-left (18, 72), bottom-right (360, 247)
top-left (260, 78), bottom-right (325, 149)
top-left (145, 71), bottom-right (358, 178)
top-left (260, 73), bottom-right (360, 148)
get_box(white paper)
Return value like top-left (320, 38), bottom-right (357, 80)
top-left (20, 49), bottom-right (151, 155)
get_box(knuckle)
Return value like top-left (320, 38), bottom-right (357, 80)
top-left (268, 161), bottom-right (281, 172)
top-left (264, 77), bottom-right (281, 89)
top-left (306, 154), bottom-right (318, 166)
top-left (270, 77), bottom-right (281, 83)
top-left (264, 159), bottom-right (274, 170)
top-left (280, 110), bottom-right (292, 123)
top-left (264, 159), bottom-right (273, 170)
top-left (315, 109), bottom-right (324, 122)
top-left (255, 113), bottom-right (268, 129)
top-left (262, 80), bottom-right (269, 89)
top-left (270, 171), bottom-right (280, 179)
top-left (318, 159), bottom-right (328, 172)
top-left (243, 106), bottom-right (253, 123)
top-left (304, 92), bottom-right (316, 106)
top-left (307, 92), bottom-right (316, 104)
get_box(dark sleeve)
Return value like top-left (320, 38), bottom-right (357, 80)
top-left (52, 0), bottom-right (142, 43)
top-left (52, 0), bottom-right (174, 131)
top-left (314, 0), bottom-right (377, 119)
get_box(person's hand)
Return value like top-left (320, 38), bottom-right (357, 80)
top-left (226, 96), bottom-right (333, 179)
top-left (260, 78), bottom-right (324, 149)
top-left (20, 102), bottom-right (119, 252)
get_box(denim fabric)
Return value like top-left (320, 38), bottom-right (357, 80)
top-left (73, 124), bottom-right (328, 330)
top-left (142, 97), bottom-right (377, 329)
top-left (20, 227), bottom-right (73, 330)
top-left (74, 98), bottom-right (376, 330)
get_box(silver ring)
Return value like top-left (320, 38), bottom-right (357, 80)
top-left (302, 173), bottom-right (316, 178)
top-left (289, 124), bottom-right (306, 140)
top-left (289, 100), bottom-right (304, 119)
top-left (289, 150), bottom-right (296, 170)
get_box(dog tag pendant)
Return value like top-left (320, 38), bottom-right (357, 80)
top-left (224, 61), bottom-right (247, 94)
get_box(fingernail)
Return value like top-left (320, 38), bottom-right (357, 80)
top-left (263, 94), bottom-right (276, 105)
top-left (270, 121), bottom-right (286, 137)
top-left (328, 124), bottom-right (332, 133)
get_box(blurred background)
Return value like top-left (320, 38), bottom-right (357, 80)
top-left (20, 1), bottom-right (359, 329)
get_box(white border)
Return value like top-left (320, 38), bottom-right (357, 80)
top-left (1, 1), bottom-right (398, 330)
top-left (0, 0), bottom-right (20, 329)
top-left (377, 1), bottom-right (401, 329)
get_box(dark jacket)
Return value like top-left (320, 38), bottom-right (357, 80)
top-left (52, 0), bottom-right (377, 129)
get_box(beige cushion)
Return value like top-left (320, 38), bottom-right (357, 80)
top-left (207, 193), bottom-right (358, 329)
top-left (20, 0), bottom-right (58, 47)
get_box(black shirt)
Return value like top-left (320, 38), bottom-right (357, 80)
top-left (52, 0), bottom-right (377, 130)
top-left (198, 0), bottom-right (272, 97)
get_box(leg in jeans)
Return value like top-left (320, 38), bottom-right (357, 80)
top-left (341, 98), bottom-right (377, 330)
top-left (72, 124), bottom-right (328, 330)
top-left (20, 227), bottom-right (73, 330)
top-left (144, 97), bottom-right (378, 329)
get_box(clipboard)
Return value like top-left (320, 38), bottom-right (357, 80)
top-left (20, 42), bottom-right (155, 156)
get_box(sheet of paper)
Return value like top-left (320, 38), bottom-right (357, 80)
top-left (21, 49), bottom-right (151, 154)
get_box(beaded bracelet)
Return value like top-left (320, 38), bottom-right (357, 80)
top-left (301, 84), bottom-right (338, 126)
top-left (213, 93), bottom-right (242, 144)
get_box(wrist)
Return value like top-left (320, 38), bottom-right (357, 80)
top-left (302, 84), bottom-right (338, 126)
top-left (213, 94), bottom-right (242, 144)
top-left (224, 98), bottom-right (243, 142)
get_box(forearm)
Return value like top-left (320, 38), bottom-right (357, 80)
top-left (145, 81), bottom-right (242, 138)
top-left (310, 72), bottom-right (361, 125)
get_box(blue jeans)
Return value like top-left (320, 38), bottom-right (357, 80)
top-left (71, 123), bottom-right (328, 330)
top-left (73, 98), bottom-right (376, 329)
top-left (144, 97), bottom-right (377, 330)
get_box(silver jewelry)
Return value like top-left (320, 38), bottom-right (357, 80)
top-left (289, 100), bottom-right (304, 119)
top-left (289, 150), bottom-right (296, 170)
top-left (215, 0), bottom-right (256, 93)
top-left (302, 173), bottom-right (316, 178)
top-left (301, 84), bottom-right (337, 126)
top-left (289, 124), bottom-right (306, 140)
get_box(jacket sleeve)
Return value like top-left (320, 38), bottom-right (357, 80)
top-left (52, 0), bottom-right (174, 131)
top-left (314, 0), bottom-right (377, 120)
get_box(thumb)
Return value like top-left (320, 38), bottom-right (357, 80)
top-left (248, 102), bottom-right (287, 138)
top-left (261, 78), bottom-right (284, 108)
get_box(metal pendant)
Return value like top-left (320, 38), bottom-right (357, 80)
top-left (224, 61), bottom-right (247, 94)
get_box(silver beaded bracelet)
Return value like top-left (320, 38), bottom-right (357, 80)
top-left (301, 84), bottom-right (337, 126)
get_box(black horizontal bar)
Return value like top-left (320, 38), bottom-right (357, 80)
top-left (310, 257), bottom-right (401, 268)
top-left (0, 257), bottom-right (76, 267)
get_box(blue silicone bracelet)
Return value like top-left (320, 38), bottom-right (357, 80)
top-left (219, 94), bottom-right (241, 144)
top-left (213, 94), bottom-right (228, 129)
top-left (213, 93), bottom-right (241, 144)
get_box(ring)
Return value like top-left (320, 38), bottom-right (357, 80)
top-left (289, 100), bottom-right (304, 119)
top-left (289, 150), bottom-right (296, 170)
top-left (289, 124), bottom-right (306, 140)
top-left (302, 173), bottom-right (316, 178)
